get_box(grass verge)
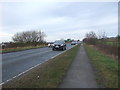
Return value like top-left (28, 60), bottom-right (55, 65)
top-left (3, 44), bottom-right (80, 88)
top-left (84, 44), bottom-right (118, 88)
top-left (1, 45), bottom-right (47, 54)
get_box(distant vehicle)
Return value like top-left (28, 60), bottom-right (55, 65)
top-left (71, 41), bottom-right (78, 45)
top-left (1, 43), bottom-right (6, 49)
top-left (48, 42), bottom-right (54, 48)
top-left (52, 40), bottom-right (66, 51)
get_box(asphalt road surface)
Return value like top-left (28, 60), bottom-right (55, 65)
top-left (2, 44), bottom-right (73, 83)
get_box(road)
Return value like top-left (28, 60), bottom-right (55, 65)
top-left (2, 44), bottom-right (73, 84)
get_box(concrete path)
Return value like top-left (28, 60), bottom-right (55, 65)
top-left (59, 44), bottom-right (98, 88)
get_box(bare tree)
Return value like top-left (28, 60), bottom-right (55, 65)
top-left (86, 31), bottom-right (98, 39)
top-left (84, 31), bottom-right (98, 45)
top-left (12, 30), bottom-right (46, 44)
top-left (97, 31), bottom-right (107, 39)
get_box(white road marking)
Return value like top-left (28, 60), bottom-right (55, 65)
top-left (0, 44), bottom-right (77, 85)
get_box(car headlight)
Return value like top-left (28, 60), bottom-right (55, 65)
top-left (52, 44), bottom-right (55, 46)
top-left (61, 44), bottom-right (64, 46)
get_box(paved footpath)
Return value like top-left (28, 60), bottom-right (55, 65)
top-left (59, 44), bottom-right (98, 88)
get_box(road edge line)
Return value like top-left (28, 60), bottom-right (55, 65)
top-left (0, 44), bottom-right (77, 86)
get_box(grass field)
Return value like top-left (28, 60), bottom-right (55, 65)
top-left (97, 38), bottom-right (119, 46)
top-left (105, 41), bottom-right (120, 46)
top-left (0, 45), bottom-right (47, 53)
top-left (3, 44), bottom-right (80, 88)
top-left (85, 44), bottom-right (118, 88)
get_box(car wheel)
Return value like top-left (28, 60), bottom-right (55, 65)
top-left (62, 47), bottom-right (64, 51)
top-left (52, 48), bottom-right (55, 51)
top-left (65, 47), bottom-right (66, 50)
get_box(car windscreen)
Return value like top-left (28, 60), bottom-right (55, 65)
top-left (72, 41), bottom-right (77, 43)
top-left (55, 40), bottom-right (64, 44)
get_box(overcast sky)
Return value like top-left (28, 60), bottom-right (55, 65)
top-left (0, 1), bottom-right (118, 42)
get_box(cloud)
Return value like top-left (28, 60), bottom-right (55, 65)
top-left (0, 32), bottom-right (13, 42)
top-left (0, 2), bottom-right (118, 42)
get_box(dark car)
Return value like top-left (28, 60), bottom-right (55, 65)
top-left (71, 41), bottom-right (77, 45)
top-left (52, 40), bottom-right (66, 51)
top-left (48, 42), bottom-right (54, 48)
